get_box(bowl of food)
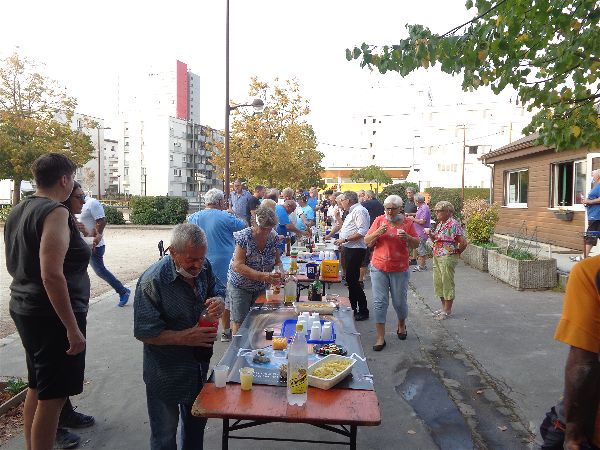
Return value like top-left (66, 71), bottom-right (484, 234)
top-left (308, 354), bottom-right (356, 390)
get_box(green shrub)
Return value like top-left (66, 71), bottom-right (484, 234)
top-left (130, 196), bottom-right (189, 225)
top-left (103, 205), bottom-right (125, 225)
top-left (378, 182), bottom-right (419, 203)
top-left (425, 187), bottom-right (464, 218)
top-left (464, 188), bottom-right (491, 202)
top-left (461, 198), bottom-right (500, 244)
top-left (0, 205), bottom-right (11, 223)
top-left (4, 377), bottom-right (27, 395)
top-left (505, 248), bottom-right (535, 260)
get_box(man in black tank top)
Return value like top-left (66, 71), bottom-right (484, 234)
top-left (4, 153), bottom-right (90, 450)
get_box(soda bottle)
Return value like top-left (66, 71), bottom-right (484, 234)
top-left (285, 233), bottom-right (292, 256)
top-left (195, 307), bottom-right (218, 361)
top-left (284, 273), bottom-right (297, 306)
top-left (287, 323), bottom-right (308, 406)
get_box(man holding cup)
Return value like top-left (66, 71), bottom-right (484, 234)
top-left (134, 224), bottom-right (225, 450)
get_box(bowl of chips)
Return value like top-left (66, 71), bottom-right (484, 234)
top-left (307, 354), bottom-right (356, 390)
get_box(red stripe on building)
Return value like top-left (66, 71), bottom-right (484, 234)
top-left (176, 60), bottom-right (188, 120)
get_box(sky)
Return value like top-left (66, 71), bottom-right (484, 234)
top-left (0, 0), bottom-right (514, 153)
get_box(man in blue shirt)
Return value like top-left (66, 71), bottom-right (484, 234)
top-left (574, 170), bottom-right (600, 261)
top-left (296, 193), bottom-right (316, 231)
top-left (228, 179), bottom-right (253, 224)
top-left (275, 200), bottom-right (307, 252)
top-left (134, 224), bottom-right (225, 450)
top-left (308, 187), bottom-right (319, 211)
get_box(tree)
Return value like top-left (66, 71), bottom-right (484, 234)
top-left (346, 0), bottom-right (600, 151)
top-left (0, 53), bottom-right (95, 205)
top-left (349, 165), bottom-right (392, 194)
top-left (210, 77), bottom-right (324, 189)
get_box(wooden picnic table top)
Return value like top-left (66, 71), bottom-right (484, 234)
top-left (255, 294), bottom-right (350, 307)
top-left (192, 382), bottom-right (380, 427)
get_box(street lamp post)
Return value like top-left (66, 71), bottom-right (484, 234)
top-left (224, 0), bottom-right (264, 199)
top-left (95, 126), bottom-right (111, 199)
top-left (117, 175), bottom-right (121, 196)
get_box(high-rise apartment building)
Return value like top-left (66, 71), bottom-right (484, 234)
top-left (118, 60), bottom-right (219, 207)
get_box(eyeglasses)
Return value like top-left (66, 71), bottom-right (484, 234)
top-left (71, 194), bottom-right (86, 201)
top-left (384, 207), bottom-right (399, 211)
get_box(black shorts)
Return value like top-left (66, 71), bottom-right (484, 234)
top-left (585, 220), bottom-right (600, 245)
top-left (10, 311), bottom-right (87, 400)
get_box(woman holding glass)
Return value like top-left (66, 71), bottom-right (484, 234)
top-left (365, 195), bottom-right (419, 351)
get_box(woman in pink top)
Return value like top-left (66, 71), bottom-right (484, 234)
top-left (365, 195), bottom-right (419, 351)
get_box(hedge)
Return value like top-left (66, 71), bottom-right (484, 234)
top-left (378, 182), bottom-right (419, 203)
top-left (0, 205), bottom-right (11, 223)
top-left (103, 205), bottom-right (125, 225)
top-left (129, 196), bottom-right (189, 225)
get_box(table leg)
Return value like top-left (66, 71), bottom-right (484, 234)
top-left (222, 418), bottom-right (229, 450)
top-left (350, 425), bottom-right (357, 450)
top-left (584, 236), bottom-right (588, 258)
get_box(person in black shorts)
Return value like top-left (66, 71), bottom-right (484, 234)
top-left (246, 185), bottom-right (265, 226)
top-left (4, 153), bottom-right (91, 450)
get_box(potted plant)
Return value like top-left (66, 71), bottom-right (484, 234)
top-left (488, 241), bottom-right (557, 289)
top-left (553, 207), bottom-right (574, 221)
top-left (460, 199), bottom-right (500, 272)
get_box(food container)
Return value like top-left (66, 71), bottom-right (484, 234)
top-left (280, 319), bottom-right (336, 344)
top-left (320, 260), bottom-right (340, 278)
top-left (308, 354), bottom-right (356, 390)
top-left (293, 301), bottom-right (336, 315)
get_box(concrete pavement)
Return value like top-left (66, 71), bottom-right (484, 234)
top-left (0, 259), bottom-right (567, 449)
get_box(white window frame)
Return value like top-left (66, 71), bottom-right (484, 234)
top-left (504, 168), bottom-right (528, 208)
top-left (550, 158), bottom-right (587, 211)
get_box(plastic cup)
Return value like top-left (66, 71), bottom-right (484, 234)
top-left (423, 227), bottom-right (431, 235)
top-left (265, 289), bottom-right (273, 301)
top-left (214, 365), bottom-right (229, 388)
top-left (239, 367), bottom-right (254, 391)
top-left (264, 328), bottom-right (274, 340)
top-left (321, 324), bottom-right (332, 341)
top-left (310, 323), bottom-right (321, 340)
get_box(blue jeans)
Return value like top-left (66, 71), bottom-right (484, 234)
top-left (146, 363), bottom-right (208, 450)
top-left (370, 266), bottom-right (409, 324)
top-left (90, 245), bottom-right (127, 295)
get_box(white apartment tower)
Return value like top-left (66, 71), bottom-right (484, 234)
top-left (118, 60), bottom-right (219, 205)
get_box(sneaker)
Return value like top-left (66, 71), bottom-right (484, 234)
top-left (221, 329), bottom-right (232, 342)
top-left (59, 407), bottom-right (95, 429)
top-left (118, 288), bottom-right (131, 307)
top-left (55, 428), bottom-right (81, 449)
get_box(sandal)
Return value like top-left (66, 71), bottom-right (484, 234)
top-left (434, 312), bottom-right (450, 321)
top-left (433, 309), bottom-right (444, 316)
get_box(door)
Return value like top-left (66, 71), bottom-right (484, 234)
top-left (585, 153), bottom-right (600, 228)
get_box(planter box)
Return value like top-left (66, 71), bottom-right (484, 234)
top-left (0, 381), bottom-right (27, 415)
top-left (488, 251), bottom-right (557, 289)
top-left (460, 244), bottom-right (498, 272)
top-left (553, 210), bottom-right (574, 221)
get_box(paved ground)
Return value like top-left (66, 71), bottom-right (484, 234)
top-left (0, 247), bottom-right (568, 449)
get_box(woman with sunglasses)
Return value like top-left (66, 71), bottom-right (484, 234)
top-left (426, 201), bottom-right (468, 320)
top-left (365, 195), bottom-right (420, 351)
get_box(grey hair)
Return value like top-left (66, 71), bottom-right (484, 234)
top-left (284, 199), bottom-right (297, 210)
top-left (260, 199), bottom-right (277, 210)
top-left (282, 187), bottom-right (294, 198)
top-left (343, 191), bottom-right (358, 204)
top-left (406, 187), bottom-right (416, 193)
top-left (255, 205), bottom-right (279, 227)
top-left (204, 188), bottom-right (224, 205)
top-left (434, 200), bottom-right (455, 215)
top-left (365, 190), bottom-right (376, 199)
top-left (593, 169), bottom-right (600, 179)
top-left (171, 223), bottom-right (207, 252)
top-left (384, 195), bottom-right (404, 208)
top-left (414, 193), bottom-right (425, 203)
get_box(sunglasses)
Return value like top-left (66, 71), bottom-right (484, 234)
top-left (71, 194), bottom-right (86, 201)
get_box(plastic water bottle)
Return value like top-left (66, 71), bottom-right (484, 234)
top-left (287, 323), bottom-right (308, 406)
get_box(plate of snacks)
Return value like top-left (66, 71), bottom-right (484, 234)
top-left (308, 354), bottom-right (356, 390)
top-left (293, 301), bottom-right (336, 315)
top-left (313, 343), bottom-right (347, 356)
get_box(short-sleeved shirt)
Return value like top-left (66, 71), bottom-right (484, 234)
top-left (404, 199), bottom-right (417, 215)
top-left (431, 217), bottom-right (464, 257)
top-left (362, 199), bottom-right (385, 226)
top-left (80, 197), bottom-right (106, 247)
top-left (414, 203), bottom-right (431, 239)
top-left (339, 203), bottom-right (370, 249)
top-left (554, 256), bottom-right (600, 447)
top-left (368, 215), bottom-right (418, 272)
top-left (227, 227), bottom-right (279, 293)
top-left (296, 205), bottom-right (315, 231)
top-left (229, 190), bottom-right (253, 223)
top-left (187, 209), bottom-right (246, 285)
top-left (307, 197), bottom-right (318, 210)
top-left (246, 196), bottom-right (261, 224)
top-left (587, 183), bottom-right (600, 221)
top-left (133, 255), bottom-right (226, 404)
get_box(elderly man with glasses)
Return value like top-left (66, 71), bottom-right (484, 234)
top-left (333, 191), bottom-right (371, 321)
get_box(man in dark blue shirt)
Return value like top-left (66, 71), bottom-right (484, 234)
top-left (134, 223), bottom-right (225, 450)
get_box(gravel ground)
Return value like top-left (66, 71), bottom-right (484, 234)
top-left (0, 225), bottom-right (175, 340)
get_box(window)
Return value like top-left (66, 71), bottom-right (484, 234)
top-left (504, 169), bottom-right (528, 207)
top-left (173, 169), bottom-right (182, 177)
top-left (551, 159), bottom-right (587, 207)
top-left (182, 155), bottom-right (187, 162)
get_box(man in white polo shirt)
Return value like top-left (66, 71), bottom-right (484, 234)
top-left (334, 191), bottom-right (370, 321)
top-left (80, 196), bottom-right (130, 307)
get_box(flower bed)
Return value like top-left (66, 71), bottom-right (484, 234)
top-left (488, 250), bottom-right (557, 289)
top-left (461, 243), bottom-right (498, 272)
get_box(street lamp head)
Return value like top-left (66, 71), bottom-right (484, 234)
top-left (251, 98), bottom-right (265, 113)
